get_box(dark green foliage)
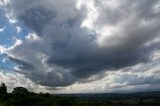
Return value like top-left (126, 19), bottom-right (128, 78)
top-left (0, 83), bottom-right (160, 106)
top-left (12, 87), bottom-right (29, 95)
top-left (0, 83), bottom-right (7, 95)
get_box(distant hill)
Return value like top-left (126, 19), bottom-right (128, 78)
top-left (53, 91), bottom-right (160, 100)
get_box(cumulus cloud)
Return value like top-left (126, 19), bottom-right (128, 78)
top-left (3, 0), bottom-right (160, 91)
top-left (0, 70), bottom-right (35, 92)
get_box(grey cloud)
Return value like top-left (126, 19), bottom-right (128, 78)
top-left (19, 7), bottom-right (56, 35)
top-left (6, 0), bottom-right (160, 88)
top-left (8, 56), bottom-right (35, 70)
top-left (95, 0), bottom-right (160, 25)
top-left (109, 84), bottom-right (160, 93)
top-left (39, 71), bottom-right (76, 87)
top-left (46, 87), bottom-right (65, 91)
top-left (117, 74), bottom-right (160, 87)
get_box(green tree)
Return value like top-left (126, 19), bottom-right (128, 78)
top-left (12, 87), bottom-right (29, 95)
top-left (0, 83), bottom-right (7, 95)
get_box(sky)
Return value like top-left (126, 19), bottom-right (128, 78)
top-left (0, 0), bottom-right (160, 93)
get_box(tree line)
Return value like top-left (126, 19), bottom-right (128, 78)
top-left (0, 83), bottom-right (159, 106)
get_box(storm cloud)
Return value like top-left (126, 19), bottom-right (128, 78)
top-left (4, 0), bottom-right (160, 88)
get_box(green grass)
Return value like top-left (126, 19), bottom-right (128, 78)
top-left (0, 101), bottom-right (3, 106)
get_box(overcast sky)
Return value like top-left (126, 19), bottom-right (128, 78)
top-left (0, 0), bottom-right (160, 93)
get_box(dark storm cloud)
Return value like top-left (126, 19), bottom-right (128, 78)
top-left (6, 0), bottom-right (160, 87)
top-left (19, 7), bottom-right (56, 35)
top-left (47, 46), bottom-right (147, 78)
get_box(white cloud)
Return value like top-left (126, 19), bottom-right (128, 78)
top-left (0, 0), bottom-right (9, 5)
top-left (16, 26), bottom-right (22, 33)
top-left (0, 45), bottom-right (7, 54)
top-left (2, 57), bottom-right (7, 63)
top-left (5, 12), bottom-right (18, 24)
top-left (0, 71), bottom-right (46, 93)
top-left (0, 39), bottom-right (23, 54)
top-left (25, 33), bottom-right (40, 41)
top-left (0, 26), bottom-right (6, 32)
top-left (80, 0), bottom-right (99, 30)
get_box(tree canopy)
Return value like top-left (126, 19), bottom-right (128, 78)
top-left (0, 83), bottom-right (7, 95)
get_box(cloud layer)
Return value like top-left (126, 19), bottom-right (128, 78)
top-left (2, 0), bottom-right (160, 91)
